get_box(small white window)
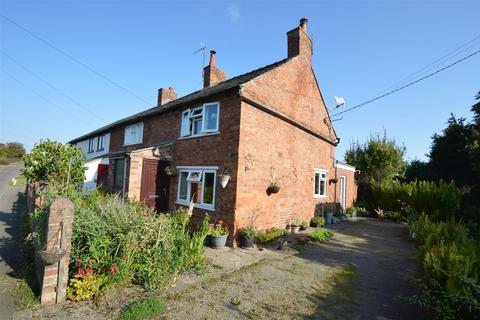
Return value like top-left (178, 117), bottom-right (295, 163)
top-left (97, 135), bottom-right (104, 151)
top-left (179, 102), bottom-right (220, 138)
top-left (124, 123), bottom-right (143, 145)
top-left (314, 170), bottom-right (328, 197)
top-left (88, 138), bottom-right (95, 153)
top-left (176, 168), bottom-right (217, 210)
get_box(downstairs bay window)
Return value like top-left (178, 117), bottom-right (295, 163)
top-left (176, 167), bottom-right (217, 210)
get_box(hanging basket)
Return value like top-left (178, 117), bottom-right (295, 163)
top-left (164, 166), bottom-right (178, 176)
top-left (219, 175), bottom-right (230, 188)
top-left (268, 184), bottom-right (280, 193)
top-left (38, 248), bottom-right (66, 265)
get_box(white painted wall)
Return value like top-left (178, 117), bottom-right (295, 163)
top-left (76, 133), bottom-right (110, 160)
top-left (83, 157), bottom-right (109, 194)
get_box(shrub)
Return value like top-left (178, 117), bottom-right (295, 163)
top-left (239, 227), bottom-right (256, 239)
top-left (371, 180), bottom-right (461, 220)
top-left (309, 229), bottom-right (333, 242)
top-left (408, 215), bottom-right (480, 319)
top-left (66, 274), bottom-right (104, 301)
top-left (22, 139), bottom-right (85, 185)
top-left (119, 296), bottom-right (165, 320)
top-left (300, 220), bottom-right (309, 229)
top-left (310, 216), bottom-right (325, 227)
top-left (256, 228), bottom-right (289, 244)
top-left (68, 193), bottom-right (210, 293)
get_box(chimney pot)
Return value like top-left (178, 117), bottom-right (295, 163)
top-left (209, 50), bottom-right (216, 66)
top-left (300, 18), bottom-right (308, 32)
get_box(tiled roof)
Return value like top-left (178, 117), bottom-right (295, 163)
top-left (69, 58), bottom-right (290, 143)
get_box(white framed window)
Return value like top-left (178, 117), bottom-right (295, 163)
top-left (180, 102), bottom-right (220, 137)
top-left (88, 137), bottom-right (95, 153)
top-left (176, 167), bottom-right (217, 210)
top-left (124, 122), bottom-right (143, 146)
top-left (97, 135), bottom-right (104, 151)
top-left (314, 169), bottom-right (328, 197)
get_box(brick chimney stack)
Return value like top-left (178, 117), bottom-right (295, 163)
top-left (158, 86), bottom-right (177, 106)
top-left (287, 18), bottom-right (313, 60)
top-left (203, 50), bottom-right (227, 88)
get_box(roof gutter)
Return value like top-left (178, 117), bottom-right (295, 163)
top-left (239, 95), bottom-right (338, 146)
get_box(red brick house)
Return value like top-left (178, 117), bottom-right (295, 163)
top-left (70, 18), bottom-right (357, 239)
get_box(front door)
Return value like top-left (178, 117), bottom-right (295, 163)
top-left (140, 159), bottom-right (170, 212)
top-left (339, 176), bottom-right (346, 210)
top-left (96, 164), bottom-right (109, 187)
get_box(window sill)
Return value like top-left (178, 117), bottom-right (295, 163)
top-left (175, 201), bottom-right (215, 211)
top-left (122, 142), bottom-right (143, 147)
top-left (178, 131), bottom-right (220, 140)
top-left (313, 195), bottom-right (328, 199)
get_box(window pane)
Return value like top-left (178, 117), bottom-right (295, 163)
top-left (314, 173), bottom-right (319, 195)
top-left (181, 111), bottom-right (190, 136)
top-left (204, 104), bottom-right (218, 131)
top-left (187, 171), bottom-right (202, 182)
top-left (193, 119), bottom-right (202, 135)
top-left (320, 180), bottom-right (325, 196)
top-left (190, 182), bottom-right (202, 204)
top-left (203, 172), bottom-right (215, 204)
top-left (114, 159), bottom-right (125, 187)
top-left (179, 172), bottom-right (188, 200)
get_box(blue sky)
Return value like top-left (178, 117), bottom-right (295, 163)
top-left (0, 0), bottom-right (479, 161)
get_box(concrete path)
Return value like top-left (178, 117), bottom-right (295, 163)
top-left (0, 163), bottom-right (25, 319)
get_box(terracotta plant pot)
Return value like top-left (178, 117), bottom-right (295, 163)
top-left (291, 226), bottom-right (300, 234)
top-left (211, 235), bottom-right (228, 248)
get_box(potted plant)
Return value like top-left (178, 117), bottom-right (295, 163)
top-left (324, 204), bottom-right (335, 225)
top-left (164, 166), bottom-right (178, 176)
top-left (239, 227), bottom-right (256, 248)
top-left (290, 220), bottom-right (301, 234)
top-left (268, 181), bottom-right (280, 193)
top-left (310, 216), bottom-right (325, 228)
top-left (375, 208), bottom-right (385, 221)
top-left (209, 222), bottom-right (229, 248)
top-left (300, 220), bottom-right (309, 231)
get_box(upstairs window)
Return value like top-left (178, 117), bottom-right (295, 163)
top-left (124, 123), bottom-right (143, 146)
top-left (314, 170), bottom-right (328, 197)
top-left (97, 135), bottom-right (104, 151)
top-left (88, 138), bottom-right (95, 153)
top-left (180, 102), bottom-right (219, 137)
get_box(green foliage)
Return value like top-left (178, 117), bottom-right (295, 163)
top-left (309, 229), bottom-right (333, 242)
top-left (239, 226), bottom-right (256, 239)
top-left (291, 219), bottom-right (302, 227)
top-left (66, 274), bottom-right (105, 301)
top-left (408, 215), bottom-right (480, 319)
top-left (370, 180), bottom-right (461, 220)
top-left (208, 224), bottom-right (229, 236)
top-left (300, 220), bottom-right (309, 229)
top-left (119, 296), bottom-right (165, 320)
top-left (0, 142), bottom-right (25, 164)
top-left (345, 132), bottom-right (406, 183)
top-left (310, 216), bottom-right (325, 227)
top-left (256, 228), bottom-right (289, 244)
top-left (22, 139), bottom-right (85, 185)
top-left (68, 191), bottom-right (210, 293)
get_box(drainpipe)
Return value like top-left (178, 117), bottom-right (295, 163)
top-left (122, 153), bottom-right (130, 197)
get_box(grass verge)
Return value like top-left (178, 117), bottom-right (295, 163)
top-left (119, 296), bottom-right (165, 320)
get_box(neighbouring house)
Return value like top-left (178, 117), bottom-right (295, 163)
top-left (70, 18), bottom-right (357, 241)
top-left (75, 133), bottom-right (110, 193)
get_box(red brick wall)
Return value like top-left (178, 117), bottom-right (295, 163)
top-left (108, 90), bottom-right (241, 232)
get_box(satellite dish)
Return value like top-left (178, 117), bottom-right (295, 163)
top-left (334, 96), bottom-right (346, 107)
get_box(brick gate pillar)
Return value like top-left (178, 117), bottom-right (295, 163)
top-left (37, 198), bottom-right (74, 304)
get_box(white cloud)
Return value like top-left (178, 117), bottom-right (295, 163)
top-left (225, 4), bottom-right (240, 23)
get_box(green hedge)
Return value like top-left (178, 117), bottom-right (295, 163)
top-left (408, 216), bottom-right (480, 319)
top-left (371, 180), bottom-right (461, 220)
